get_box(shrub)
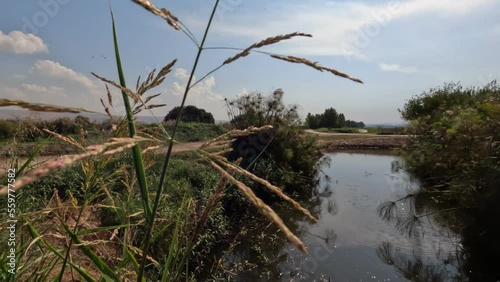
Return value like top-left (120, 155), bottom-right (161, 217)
top-left (0, 120), bottom-right (15, 139)
top-left (397, 81), bottom-right (500, 271)
top-left (226, 89), bottom-right (322, 193)
top-left (164, 105), bottom-right (215, 124)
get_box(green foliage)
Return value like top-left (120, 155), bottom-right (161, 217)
top-left (399, 81), bottom-right (500, 265)
top-left (162, 122), bottom-right (228, 142)
top-left (400, 81), bottom-right (500, 187)
top-left (305, 113), bottom-right (321, 129)
top-left (226, 89), bottom-right (300, 129)
top-left (400, 82), bottom-right (476, 121)
top-left (6, 117), bottom-right (90, 141)
top-left (250, 126), bottom-right (322, 193)
top-left (305, 108), bottom-right (364, 129)
top-left (164, 105), bottom-right (215, 124)
top-left (226, 89), bottom-right (322, 193)
top-left (74, 115), bottom-right (96, 131)
top-left (0, 120), bottom-right (15, 139)
top-left (137, 121), bottom-right (228, 142)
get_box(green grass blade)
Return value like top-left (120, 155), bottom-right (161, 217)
top-left (117, 248), bottom-right (140, 273)
top-left (161, 198), bottom-right (186, 282)
top-left (60, 222), bottom-right (121, 282)
top-left (110, 7), bottom-right (152, 221)
top-left (75, 224), bottom-right (131, 236)
top-left (16, 135), bottom-right (51, 176)
top-left (25, 221), bottom-right (97, 282)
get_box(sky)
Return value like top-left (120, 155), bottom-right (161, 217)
top-left (0, 0), bottom-right (499, 123)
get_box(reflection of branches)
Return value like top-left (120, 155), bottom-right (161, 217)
top-left (327, 199), bottom-right (338, 216)
top-left (378, 191), bottom-right (465, 237)
top-left (318, 185), bottom-right (333, 198)
top-left (378, 194), bottom-right (415, 222)
top-left (378, 200), bottom-right (398, 222)
top-left (377, 242), bottom-right (458, 282)
top-left (396, 215), bottom-right (423, 238)
top-left (304, 229), bottom-right (337, 244)
top-left (391, 159), bottom-right (405, 173)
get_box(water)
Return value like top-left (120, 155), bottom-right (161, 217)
top-left (222, 151), bottom-right (463, 281)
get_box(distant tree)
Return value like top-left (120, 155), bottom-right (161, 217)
top-left (52, 117), bottom-right (79, 134)
top-left (74, 115), bottom-right (92, 130)
top-left (338, 113), bottom-right (346, 128)
top-left (319, 107), bottom-right (338, 128)
top-left (164, 105), bottom-right (215, 124)
top-left (345, 119), bottom-right (365, 128)
top-left (226, 89), bottom-right (300, 129)
top-left (305, 113), bottom-right (321, 129)
top-left (304, 108), bottom-right (364, 129)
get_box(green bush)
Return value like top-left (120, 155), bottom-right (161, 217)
top-left (226, 90), bottom-right (322, 194)
top-left (164, 105), bottom-right (215, 124)
top-left (162, 122), bottom-right (228, 142)
top-left (0, 120), bottom-right (15, 139)
top-left (398, 81), bottom-right (500, 269)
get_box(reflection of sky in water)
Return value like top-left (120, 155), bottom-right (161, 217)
top-left (276, 151), bottom-right (460, 281)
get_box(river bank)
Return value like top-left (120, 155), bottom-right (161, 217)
top-left (318, 135), bottom-right (410, 150)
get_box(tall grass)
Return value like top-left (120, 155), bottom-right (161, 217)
top-left (0, 1), bottom-right (362, 281)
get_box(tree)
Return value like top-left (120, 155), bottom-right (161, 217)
top-left (338, 113), bottom-right (346, 128)
top-left (304, 108), bottom-right (364, 129)
top-left (164, 105), bottom-right (215, 124)
top-left (305, 113), bottom-right (321, 129)
top-left (345, 119), bottom-right (365, 128)
top-left (319, 107), bottom-right (338, 128)
top-left (74, 115), bottom-right (92, 130)
top-left (225, 89), bottom-right (321, 191)
top-left (226, 89), bottom-right (300, 129)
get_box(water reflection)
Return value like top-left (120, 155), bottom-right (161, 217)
top-left (376, 241), bottom-right (461, 282)
top-left (378, 159), bottom-right (500, 282)
top-left (214, 151), bottom-right (478, 281)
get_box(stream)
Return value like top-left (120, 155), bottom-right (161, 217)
top-left (222, 151), bottom-right (465, 281)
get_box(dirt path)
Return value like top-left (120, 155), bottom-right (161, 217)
top-left (158, 141), bottom-right (206, 153)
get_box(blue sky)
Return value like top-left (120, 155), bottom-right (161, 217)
top-left (1, 0), bottom-right (499, 123)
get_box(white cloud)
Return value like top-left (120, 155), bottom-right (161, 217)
top-left (203, 0), bottom-right (496, 57)
top-left (160, 68), bottom-right (227, 119)
top-left (0, 85), bottom-right (29, 101)
top-left (379, 63), bottom-right (418, 73)
top-left (0, 81), bottom-right (104, 112)
top-left (173, 68), bottom-right (190, 81)
top-left (0, 60), bottom-right (108, 112)
top-left (171, 68), bottom-right (223, 102)
top-left (0, 30), bottom-right (48, 54)
top-left (30, 60), bottom-right (95, 89)
top-left (0, 84), bottom-right (66, 104)
top-left (20, 83), bottom-right (67, 98)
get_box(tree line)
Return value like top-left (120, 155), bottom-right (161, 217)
top-left (305, 107), bottom-right (365, 129)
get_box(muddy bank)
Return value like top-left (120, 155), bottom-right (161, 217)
top-left (318, 135), bottom-right (410, 150)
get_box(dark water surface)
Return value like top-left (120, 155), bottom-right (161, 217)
top-left (227, 151), bottom-right (463, 281)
